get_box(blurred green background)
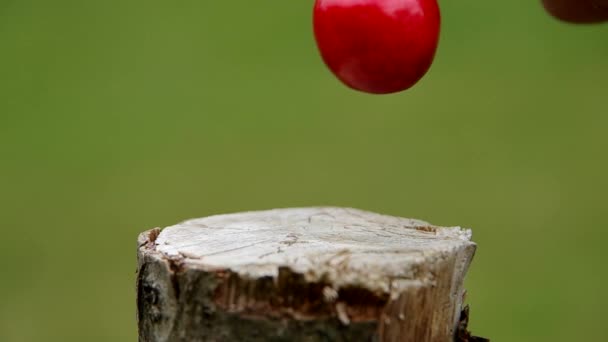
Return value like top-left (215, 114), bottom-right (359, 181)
top-left (1, 0), bottom-right (607, 341)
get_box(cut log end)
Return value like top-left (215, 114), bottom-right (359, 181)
top-left (137, 207), bottom-right (483, 342)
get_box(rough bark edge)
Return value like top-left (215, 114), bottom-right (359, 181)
top-left (213, 267), bottom-right (389, 323)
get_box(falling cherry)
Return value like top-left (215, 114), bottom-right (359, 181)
top-left (313, 0), bottom-right (441, 94)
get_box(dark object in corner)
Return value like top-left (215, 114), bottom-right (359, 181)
top-left (455, 306), bottom-right (490, 342)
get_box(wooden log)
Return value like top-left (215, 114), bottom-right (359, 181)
top-left (137, 207), bottom-right (481, 342)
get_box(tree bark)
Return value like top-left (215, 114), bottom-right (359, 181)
top-left (137, 207), bottom-right (481, 342)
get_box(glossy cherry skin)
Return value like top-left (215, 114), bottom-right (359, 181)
top-left (313, 0), bottom-right (440, 94)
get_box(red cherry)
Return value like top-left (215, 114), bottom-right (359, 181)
top-left (313, 0), bottom-right (441, 94)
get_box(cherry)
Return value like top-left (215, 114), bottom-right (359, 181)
top-left (313, 0), bottom-right (441, 94)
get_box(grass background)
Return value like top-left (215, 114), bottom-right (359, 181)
top-left (1, 0), bottom-right (607, 341)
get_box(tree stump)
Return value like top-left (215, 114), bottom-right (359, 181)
top-left (137, 207), bottom-right (481, 342)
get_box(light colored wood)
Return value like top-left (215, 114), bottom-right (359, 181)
top-left (137, 207), bottom-right (477, 342)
